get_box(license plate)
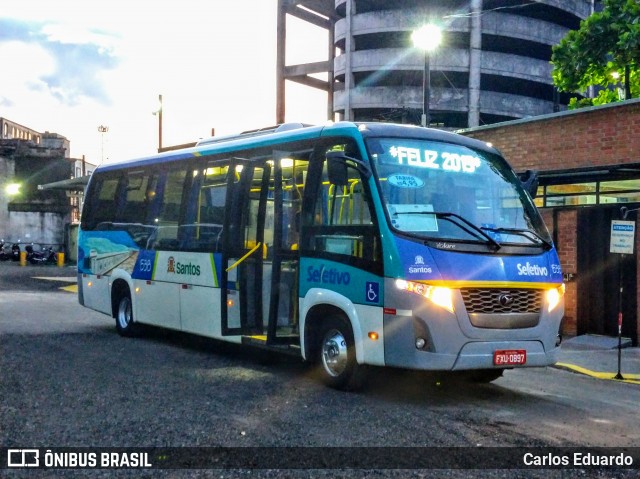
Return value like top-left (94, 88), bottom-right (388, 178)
top-left (493, 349), bottom-right (527, 366)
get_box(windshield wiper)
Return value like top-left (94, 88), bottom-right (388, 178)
top-left (436, 213), bottom-right (502, 251)
top-left (393, 210), bottom-right (501, 251)
top-left (480, 226), bottom-right (552, 250)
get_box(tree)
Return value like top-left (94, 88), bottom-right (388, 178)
top-left (551, 0), bottom-right (640, 108)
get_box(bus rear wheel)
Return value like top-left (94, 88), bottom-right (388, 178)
top-left (317, 316), bottom-right (366, 391)
top-left (115, 291), bottom-right (140, 337)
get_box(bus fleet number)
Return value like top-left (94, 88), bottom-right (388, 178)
top-left (139, 259), bottom-right (153, 272)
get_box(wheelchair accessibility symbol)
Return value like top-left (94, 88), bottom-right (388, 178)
top-left (365, 282), bottom-right (379, 303)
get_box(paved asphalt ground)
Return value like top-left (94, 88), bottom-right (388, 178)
top-left (0, 260), bottom-right (77, 292)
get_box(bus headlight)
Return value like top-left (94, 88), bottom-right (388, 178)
top-left (395, 279), bottom-right (454, 313)
top-left (546, 284), bottom-right (565, 313)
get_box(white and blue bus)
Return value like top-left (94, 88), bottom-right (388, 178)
top-left (78, 122), bottom-right (564, 389)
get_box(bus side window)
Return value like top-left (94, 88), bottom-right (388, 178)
top-left (147, 169), bottom-right (188, 251)
top-left (181, 164), bottom-right (228, 252)
top-left (88, 176), bottom-right (121, 230)
top-left (118, 173), bottom-right (152, 224)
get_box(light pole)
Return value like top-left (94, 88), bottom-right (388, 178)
top-left (97, 125), bottom-right (109, 164)
top-left (412, 24), bottom-right (442, 127)
top-left (158, 94), bottom-right (163, 151)
top-left (152, 94), bottom-right (163, 152)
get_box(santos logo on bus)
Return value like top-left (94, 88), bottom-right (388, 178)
top-left (167, 257), bottom-right (201, 276)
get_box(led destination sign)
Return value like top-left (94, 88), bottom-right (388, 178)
top-left (388, 145), bottom-right (481, 174)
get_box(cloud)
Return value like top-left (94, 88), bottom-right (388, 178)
top-left (0, 18), bottom-right (120, 106)
top-left (0, 96), bottom-right (14, 108)
top-left (0, 0), bottom-right (328, 163)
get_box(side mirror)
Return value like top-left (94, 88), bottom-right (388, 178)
top-left (326, 152), bottom-right (349, 186)
top-left (520, 169), bottom-right (539, 198)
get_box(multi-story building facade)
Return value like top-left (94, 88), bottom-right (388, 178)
top-left (277, 0), bottom-right (596, 128)
top-left (0, 118), bottom-right (43, 144)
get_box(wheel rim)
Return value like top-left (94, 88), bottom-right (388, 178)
top-left (321, 328), bottom-right (348, 377)
top-left (117, 297), bottom-right (132, 329)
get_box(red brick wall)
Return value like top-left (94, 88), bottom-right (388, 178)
top-left (462, 99), bottom-right (640, 343)
top-left (463, 100), bottom-right (640, 172)
top-left (542, 209), bottom-right (578, 336)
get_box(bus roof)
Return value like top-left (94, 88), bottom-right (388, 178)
top-left (95, 122), bottom-right (500, 173)
top-left (356, 122), bottom-right (498, 154)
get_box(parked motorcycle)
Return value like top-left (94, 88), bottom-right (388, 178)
top-left (11, 241), bottom-right (21, 261)
top-left (26, 244), bottom-right (58, 265)
top-left (0, 240), bottom-right (10, 261)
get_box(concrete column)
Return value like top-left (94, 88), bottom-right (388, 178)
top-left (343, 0), bottom-right (354, 121)
top-left (328, 17), bottom-right (335, 121)
top-left (468, 0), bottom-right (482, 127)
top-left (276, 0), bottom-right (286, 124)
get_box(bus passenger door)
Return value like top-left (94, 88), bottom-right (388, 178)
top-left (264, 153), bottom-right (308, 345)
top-left (222, 162), bottom-right (270, 336)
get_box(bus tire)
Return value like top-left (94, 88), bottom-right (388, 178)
top-left (317, 315), bottom-right (366, 391)
top-left (114, 290), bottom-right (140, 337)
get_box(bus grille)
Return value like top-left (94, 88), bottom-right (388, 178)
top-left (460, 288), bottom-right (543, 314)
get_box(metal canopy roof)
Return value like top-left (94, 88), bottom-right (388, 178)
top-left (38, 175), bottom-right (91, 191)
top-left (537, 163), bottom-right (640, 185)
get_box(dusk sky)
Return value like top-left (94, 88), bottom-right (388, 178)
top-left (0, 0), bottom-right (329, 165)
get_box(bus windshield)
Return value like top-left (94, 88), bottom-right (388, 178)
top-left (366, 137), bottom-right (551, 248)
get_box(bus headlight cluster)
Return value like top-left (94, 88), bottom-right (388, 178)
top-left (395, 279), bottom-right (454, 313)
top-left (546, 284), bottom-right (565, 313)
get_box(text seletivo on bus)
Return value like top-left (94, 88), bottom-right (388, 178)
top-left (388, 145), bottom-right (481, 174)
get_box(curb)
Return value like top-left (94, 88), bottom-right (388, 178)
top-left (554, 362), bottom-right (640, 385)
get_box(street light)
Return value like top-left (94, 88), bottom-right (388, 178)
top-left (412, 24), bottom-right (442, 127)
top-left (611, 72), bottom-right (625, 100)
top-left (5, 183), bottom-right (21, 196)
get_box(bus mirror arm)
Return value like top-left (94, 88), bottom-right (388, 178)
top-left (519, 170), bottom-right (539, 198)
top-left (326, 151), bottom-right (371, 185)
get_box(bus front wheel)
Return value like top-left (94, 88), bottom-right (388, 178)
top-left (115, 291), bottom-right (140, 337)
top-left (317, 316), bottom-right (366, 391)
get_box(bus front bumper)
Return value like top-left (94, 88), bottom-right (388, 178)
top-left (384, 339), bottom-right (558, 371)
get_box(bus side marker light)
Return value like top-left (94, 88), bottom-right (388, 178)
top-left (395, 279), bottom-right (454, 313)
top-left (546, 284), bottom-right (565, 313)
top-left (227, 299), bottom-right (234, 307)
top-left (135, 287), bottom-right (141, 294)
top-left (87, 281), bottom-right (93, 287)
top-left (368, 332), bottom-right (379, 341)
